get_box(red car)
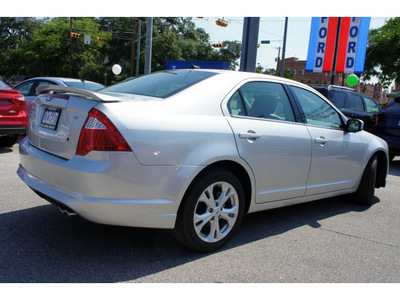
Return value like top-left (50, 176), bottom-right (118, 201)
top-left (0, 80), bottom-right (27, 147)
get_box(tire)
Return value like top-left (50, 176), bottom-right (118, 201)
top-left (174, 169), bottom-right (245, 252)
top-left (0, 135), bottom-right (19, 147)
top-left (354, 155), bottom-right (378, 206)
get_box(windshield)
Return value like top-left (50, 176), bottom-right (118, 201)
top-left (99, 70), bottom-right (217, 98)
top-left (65, 81), bottom-right (104, 91)
top-left (0, 80), bottom-right (10, 89)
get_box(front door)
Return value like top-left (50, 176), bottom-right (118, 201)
top-left (226, 81), bottom-right (312, 203)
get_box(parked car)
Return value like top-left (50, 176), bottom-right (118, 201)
top-left (375, 96), bottom-right (400, 161)
top-left (13, 77), bottom-right (105, 110)
top-left (17, 70), bottom-right (388, 252)
top-left (310, 85), bottom-right (381, 133)
top-left (0, 80), bottom-right (27, 147)
top-left (6, 75), bottom-right (29, 87)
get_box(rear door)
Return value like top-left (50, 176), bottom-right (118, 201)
top-left (290, 86), bottom-right (364, 195)
top-left (225, 80), bottom-right (312, 203)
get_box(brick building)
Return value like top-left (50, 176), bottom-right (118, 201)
top-left (278, 57), bottom-right (388, 104)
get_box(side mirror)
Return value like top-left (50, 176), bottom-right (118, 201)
top-left (346, 119), bottom-right (364, 132)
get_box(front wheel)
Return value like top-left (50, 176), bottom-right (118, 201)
top-left (174, 169), bottom-right (245, 252)
top-left (354, 155), bottom-right (378, 206)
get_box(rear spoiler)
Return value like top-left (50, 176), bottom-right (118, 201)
top-left (37, 85), bottom-right (119, 102)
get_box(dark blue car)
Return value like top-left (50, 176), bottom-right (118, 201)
top-left (375, 96), bottom-right (400, 161)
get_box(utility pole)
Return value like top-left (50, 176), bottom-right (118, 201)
top-left (331, 17), bottom-right (342, 85)
top-left (239, 17), bottom-right (260, 72)
top-left (69, 17), bottom-right (72, 78)
top-left (279, 17), bottom-right (288, 77)
top-left (276, 46), bottom-right (281, 72)
top-left (130, 18), bottom-right (136, 77)
top-left (144, 17), bottom-right (153, 75)
top-left (136, 20), bottom-right (141, 77)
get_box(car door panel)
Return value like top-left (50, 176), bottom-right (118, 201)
top-left (290, 85), bottom-right (364, 195)
top-left (225, 81), bottom-right (312, 204)
top-left (305, 126), bottom-right (364, 195)
top-left (228, 118), bottom-right (312, 203)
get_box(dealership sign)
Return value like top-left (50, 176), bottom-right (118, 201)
top-left (306, 17), bottom-right (371, 74)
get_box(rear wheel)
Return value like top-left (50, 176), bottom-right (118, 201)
top-left (174, 169), bottom-right (245, 252)
top-left (0, 135), bottom-right (19, 147)
top-left (354, 155), bottom-right (378, 206)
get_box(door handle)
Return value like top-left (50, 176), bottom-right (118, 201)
top-left (239, 131), bottom-right (261, 140)
top-left (315, 136), bottom-right (328, 144)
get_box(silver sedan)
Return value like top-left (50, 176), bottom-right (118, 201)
top-left (17, 69), bottom-right (389, 252)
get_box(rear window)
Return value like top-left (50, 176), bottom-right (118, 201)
top-left (99, 70), bottom-right (217, 98)
top-left (64, 81), bottom-right (104, 91)
top-left (0, 81), bottom-right (9, 89)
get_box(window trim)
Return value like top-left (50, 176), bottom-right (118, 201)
top-left (287, 84), bottom-right (347, 130)
top-left (224, 79), bottom-right (303, 124)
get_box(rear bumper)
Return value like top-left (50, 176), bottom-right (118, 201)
top-left (0, 125), bottom-right (26, 136)
top-left (17, 138), bottom-right (202, 229)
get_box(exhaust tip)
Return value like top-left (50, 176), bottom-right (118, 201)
top-left (58, 206), bottom-right (77, 217)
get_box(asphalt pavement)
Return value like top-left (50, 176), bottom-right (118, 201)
top-left (1, 140), bottom-right (400, 284)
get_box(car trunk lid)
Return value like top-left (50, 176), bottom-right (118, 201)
top-left (0, 88), bottom-right (24, 115)
top-left (27, 85), bottom-right (120, 159)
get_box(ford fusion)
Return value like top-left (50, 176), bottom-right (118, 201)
top-left (17, 69), bottom-right (388, 252)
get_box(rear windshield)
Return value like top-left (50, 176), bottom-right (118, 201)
top-left (99, 70), bottom-right (217, 98)
top-left (0, 81), bottom-right (10, 89)
top-left (64, 81), bottom-right (104, 91)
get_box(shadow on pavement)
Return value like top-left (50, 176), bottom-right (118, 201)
top-left (0, 147), bottom-right (13, 154)
top-left (0, 195), bottom-right (374, 283)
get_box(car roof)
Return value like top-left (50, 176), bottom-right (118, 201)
top-left (25, 77), bottom-right (100, 84)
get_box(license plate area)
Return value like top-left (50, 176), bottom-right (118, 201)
top-left (41, 108), bottom-right (61, 130)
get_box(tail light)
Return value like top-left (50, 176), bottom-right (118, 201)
top-left (11, 95), bottom-right (25, 105)
top-left (76, 108), bottom-right (132, 156)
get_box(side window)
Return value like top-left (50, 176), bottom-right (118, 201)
top-left (33, 81), bottom-right (54, 96)
top-left (364, 97), bottom-right (380, 113)
top-left (291, 86), bottom-right (342, 129)
top-left (349, 94), bottom-right (364, 111)
top-left (238, 81), bottom-right (295, 122)
top-left (227, 91), bottom-right (245, 116)
top-left (330, 90), bottom-right (346, 108)
top-left (14, 81), bottom-right (35, 96)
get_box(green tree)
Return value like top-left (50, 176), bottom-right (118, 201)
top-left (1, 17), bottom-right (242, 85)
top-left (0, 17), bottom-right (40, 79)
top-left (363, 17), bottom-right (400, 88)
top-left (99, 17), bottom-right (241, 78)
top-left (0, 17), bottom-right (40, 53)
top-left (151, 18), bottom-right (240, 71)
top-left (255, 64), bottom-right (294, 79)
top-left (1, 17), bottom-right (110, 83)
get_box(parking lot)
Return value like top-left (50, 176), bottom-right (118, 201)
top-left (1, 140), bottom-right (400, 283)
